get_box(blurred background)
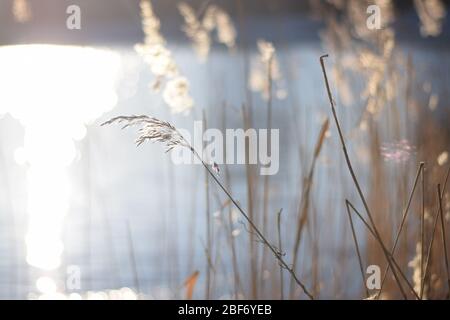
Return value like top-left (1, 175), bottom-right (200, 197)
top-left (0, 0), bottom-right (449, 300)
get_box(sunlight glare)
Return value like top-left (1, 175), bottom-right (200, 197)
top-left (0, 44), bottom-right (121, 272)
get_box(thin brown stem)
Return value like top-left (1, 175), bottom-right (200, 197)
top-left (221, 103), bottom-right (242, 299)
top-left (345, 200), bottom-right (369, 298)
top-left (241, 104), bottom-right (257, 299)
top-left (438, 184), bottom-right (450, 297)
top-left (420, 163), bottom-right (425, 299)
top-left (261, 54), bottom-right (273, 297)
top-left (377, 163), bottom-right (424, 299)
top-left (346, 200), bottom-right (419, 299)
top-left (188, 145), bottom-right (314, 299)
top-left (290, 118), bottom-right (329, 298)
top-left (421, 167), bottom-right (450, 298)
top-left (320, 54), bottom-right (407, 299)
top-left (277, 209), bottom-right (284, 300)
top-left (202, 111), bottom-right (211, 299)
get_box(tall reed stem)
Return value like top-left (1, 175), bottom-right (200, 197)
top-left (202, 111), bottom-right (211, 299)
top-left (241, 104), bottom-right (257, 299)
top-left (261, 54), bottom-right (274, 295)
top-left (345, 200), bottom-right (369, 298)
top-left (320, 54), bottom-right (407, 299)
top-left (290, 118), bottom-right (328, 298)
top-left (437, 184), bottom-right (450, 297)
top-left (222, 103), bottom-right (242, 299)
top-left (186, 143), bottom-right (314, 299)
top-left (421, 167), bottom-right (450, 298)
top-left (346, 200), bottom-right (417, 298)
top-left (277, 209), bottom-right (284, 300)
top-left (377, 163), bottom-right (424, 299)
top-left (420, 163), bottom-right (425, 299)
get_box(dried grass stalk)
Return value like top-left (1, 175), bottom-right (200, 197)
top-left (102, 114), bottom-right (314, 299)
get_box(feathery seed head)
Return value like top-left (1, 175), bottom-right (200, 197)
top-left (101, 115), bottom-right (190, 152)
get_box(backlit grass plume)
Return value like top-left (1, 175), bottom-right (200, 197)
top-left (101, 115), bottom-right (190, 151)
top-left (102, 114), bottom-right (314, 300)
top-left (135, 0), bottom-right (193, 114)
